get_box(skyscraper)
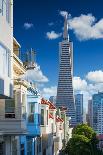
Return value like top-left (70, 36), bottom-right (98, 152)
top-left (56, 15), bottom-right (76, 126)
top-left (87, 100), bottom-right (93, 127)
top-left (92, 92), bottom-right (103, 134)
top-left (75, 94), bottom-right (83, 124)
top-left (49, 96), bottom-right (56, 104)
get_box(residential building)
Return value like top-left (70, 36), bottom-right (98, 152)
top-left (0, 37), bottom-right (28, 155)
top-left (0, 0), bottom-right (13, 98)
top-left (55, 115), bottom-right (64, 154)
top-left (60, 107), bottom-right (70, 147)
top-left (41, 98), bottom-right (54, 155)
top-left (13, 38), bottom-right (29, 155)
top-left (56, 14), bottom-right (76, 126)
top-left (87, 100), bottom-right (92, 127)
top-left (16, 49), bottom-right (42, 155)
top-left (20, 86), bottom-right (41, 155)
top-left (75, 94), bottom-right (83, 124)
top-left (41, 99), bottom-right (65, 155)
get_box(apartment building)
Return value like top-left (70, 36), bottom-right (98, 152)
top-left (0, 0), bottom-right (13, 98)
top-left (0, 1), bottom-right (14, 154)
top-left (20, 86), bottom-right (41, 155)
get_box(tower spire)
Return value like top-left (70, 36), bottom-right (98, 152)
top-left (63, 14), bottom-right (69, 41)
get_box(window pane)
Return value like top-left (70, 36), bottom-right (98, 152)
top-left (5, 99), bottom-right (15, 113)
top-left (47, 110), bottom-right (48, 125)
top-left (7, 50), bottom-right (11, 77)
top-left (0, 0), bottom-right (2, 15)
top-left (6, 0), bottom-right (10, 23)
top-left (41, 109), bottom-right (44, 125)
top-left (29, 103), bottom-right (35, 113)
top-left (5, 99), bottom-right (15, 118)
top-left (3, 0), bottom-right (6, 19)
top-left (28, 114), bottom-right (34, 123)
top-left (3, 46), bottom-right (7, 75)
top-left (0, 44), bottom-right (4, 75)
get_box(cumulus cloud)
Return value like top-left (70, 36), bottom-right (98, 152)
top-left (21, 65), bottom-right (48, 83)
top-left (73, 70), bottom-right (103, 110)
top-left (86, 70), bottom-right (103, 83)
top-left (68, 14), bottom-right (103, 40)
top-left (24, 23), bottom-right (34, 30)
top-left (41, 86), bottom-right (57, 99)
top-left (73, 77), bottom-right (87, 91)
top-left (60, 11), bottom-right (68, 17)
top-left (46, 31), bottom-right (62, 40)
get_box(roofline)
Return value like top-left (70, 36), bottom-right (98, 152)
top-left (13, 37), bottom-right (21, 48)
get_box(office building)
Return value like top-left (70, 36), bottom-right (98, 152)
top-left (75, 94), bottom-right (83, 124)
top-left (92, 92), bottom-right (103, 133)
top-left (49, 96), bottom-right (56, 104)
top-left (87, 100), bottom-right (93, 127)
top-left (56, 14), bottom-right (76, 126)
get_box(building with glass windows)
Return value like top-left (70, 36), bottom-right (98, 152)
top-left (49, 96), bottom-right (56, 105)
top-left (92, 92), bottom-right (103, 134)
top-left (56, 15), bottom-right (76, 126)
top-left (87, 100), bottom-right (93, 127)
top-left (75, 94), bottom-right (83, 125)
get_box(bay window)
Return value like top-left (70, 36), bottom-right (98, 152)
top-left (0, 43), bottom-right (11, 77)
top-left (5, 99), bottom-right (15, 118)
top-left (28, 103), bottom-right (35, 123)
top-left (41, 109), bottom-right (44, 125)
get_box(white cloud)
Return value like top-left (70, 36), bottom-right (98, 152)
top-left (68, 14), bottom-right (103, 40)
top-left (60, 11), bottom-right (68, 17)
top-left (21, 65), bottom-right (48, 83)
top-left (48, 22), bottom-right (54, 26)
top-left (24, 23), bottom-right (34, 30)
top-left (86, 70), bottom-right (103, 83)
top-left (46, 31), bottom-right (62, 40)
top-left (73, 77), bottom-right (87, 91)
top-left (41, 86), bottom-right (57, 99)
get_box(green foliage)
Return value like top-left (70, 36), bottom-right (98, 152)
top-left (64, 124), bottom-right (103, 155)
top-left (72, 124), bottom-right (96, 140)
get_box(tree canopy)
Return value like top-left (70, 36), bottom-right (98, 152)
top-left (64, 124), bottom-right (103, 155)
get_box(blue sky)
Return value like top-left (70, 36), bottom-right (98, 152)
top-left (14, 0), bottom-right (103, 107)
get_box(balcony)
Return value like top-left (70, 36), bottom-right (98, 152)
top-left (0, 99), bottom-right (27, 135)
top-left (0, 119), bottom-right (27, 135)
top-left (27, 113), bottom-right (41, 136)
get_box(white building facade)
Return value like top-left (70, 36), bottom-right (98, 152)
top-left (0, 0), bottom-right (14, 154)
top-left (0, 0), bottom-right (13, 98)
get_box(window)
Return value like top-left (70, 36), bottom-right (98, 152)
top-left (0, 43), bottom-right (11, 77)
top-left (28, 103), bottom-right (35, 123)
top-left (12, 139), bottom-right (17, 155)
top-left (0, 0), bottom-right (10, 23)
top-left (47, 110), bottom-right (48, 125)
top-left (0, 142), bottom-right (5, 155)
top-left (29, 103), bottom-right (35, 113)
top-left (22, 94), bottom-right (26, 119)
top-left (27, 140), bottom-right (32, 155)
top-left (5, 99), bottom-right (15, 118)
top-left (21, 144), bottom-right (25, 155)
top-left (41, 109), bottom-right (44, 125)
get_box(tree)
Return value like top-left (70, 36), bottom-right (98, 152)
top-left (64, 124), bottom-right (103, 155)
